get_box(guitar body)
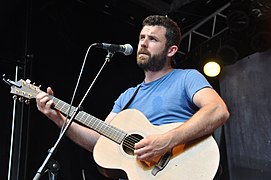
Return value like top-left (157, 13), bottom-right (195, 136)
top-left (94, 109), bottom-right (220, 180)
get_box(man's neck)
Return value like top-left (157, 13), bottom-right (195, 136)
top-left (144, 67), bottom-right (174, 83)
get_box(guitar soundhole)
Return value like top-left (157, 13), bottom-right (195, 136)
top-left (122, 134), bottom-right (143, 156)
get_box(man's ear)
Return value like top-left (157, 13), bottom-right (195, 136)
top-left (168, 45), bottom-right (179, 57)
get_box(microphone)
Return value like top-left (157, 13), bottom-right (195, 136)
top-left (94, 43), bottom-right (133, 55)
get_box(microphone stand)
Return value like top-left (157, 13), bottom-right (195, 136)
top-left (47, 159), bottom-right (60, 180)
top-left (33, 50), bottom-right (115, 180)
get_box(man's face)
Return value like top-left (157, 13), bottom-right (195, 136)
top-left (137, 25), bottom-right (168, 71)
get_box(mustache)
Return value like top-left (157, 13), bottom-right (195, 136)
top-left (137, 48), bottom-right (150, 55)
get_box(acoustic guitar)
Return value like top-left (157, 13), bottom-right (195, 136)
top-left (9, 79), bottom-right (220, 180)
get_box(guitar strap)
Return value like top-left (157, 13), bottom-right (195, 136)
top-left (121, 85), bottom-right (141, 111)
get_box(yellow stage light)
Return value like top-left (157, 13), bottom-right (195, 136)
top-left (203, 61), bottom-right (221, 77)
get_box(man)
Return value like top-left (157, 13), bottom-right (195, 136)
top-left (36, 15), bottom-right (229, 177)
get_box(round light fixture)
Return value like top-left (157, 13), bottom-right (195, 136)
top-left (203, 61), bottom-right (221, 77)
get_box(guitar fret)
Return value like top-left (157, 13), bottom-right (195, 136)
top-left (76, 112), bottom-right (82, 123)
top-left (104, 125), bottom-right (125, 143)
top-left (52, 96), bottom-right (76, 117)
top-left (63, 105), bottom-right (76, 117)
top-left (58, 100), bottom-right (66, 112)
top-left (112, 127), bottom-right (126, 143)
top-left (52, 97), bottom-right (62, 110)
top-left (88, 116), bottom-right (97, 129)
top-left (54, 98), bottom-right (61, 107)
top-left (100, 123), bottom-right (112, 135)
top-left (92, 117), bottom-right (100, 129)
top-left (80, 112), bottom-right (89, 124)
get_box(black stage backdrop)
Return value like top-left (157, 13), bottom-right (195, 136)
top-left (220, 49), bottom-right (271, 180)
top-left (1, 1), bottom-right (145, 179)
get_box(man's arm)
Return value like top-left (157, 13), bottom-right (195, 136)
top-left (36, 87), bottom-right (117, 152)
top-left (134, 87), bottom-right (230, 161)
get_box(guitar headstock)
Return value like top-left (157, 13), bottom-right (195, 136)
top-left (10, 79), bottom-right (41, 103)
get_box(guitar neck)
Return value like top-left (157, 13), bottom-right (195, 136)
top-left (50, 95), bottom-right (127, 144)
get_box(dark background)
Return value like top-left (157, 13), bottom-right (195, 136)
top-left (1, 0), bottom-right (270, 179)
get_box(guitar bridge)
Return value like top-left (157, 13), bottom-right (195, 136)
top-left (151, 151), bottom-right (172, 176)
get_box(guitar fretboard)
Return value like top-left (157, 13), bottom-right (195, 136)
top-left (50, 95), bottom-right (127, 144)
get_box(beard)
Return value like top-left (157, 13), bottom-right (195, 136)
top-left (137, 48), bottom-right (168, 71)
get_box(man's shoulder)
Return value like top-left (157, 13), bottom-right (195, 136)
top-left (122, 84), bottom-right (142, 95)
top-left (172, 68), bottom-right (201, 77)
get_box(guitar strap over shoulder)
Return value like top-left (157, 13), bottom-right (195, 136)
top-left (121, 85), bottom-right (141, 111)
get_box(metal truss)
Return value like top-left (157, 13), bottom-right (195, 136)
top-left (179, 2), bottom-right (231, 55)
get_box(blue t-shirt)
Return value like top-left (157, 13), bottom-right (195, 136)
top-left (112, 69), bottom-right (212, 125)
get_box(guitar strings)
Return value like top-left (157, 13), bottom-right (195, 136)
top-left (53, 97), bottom-right (145, 151)
top-left (122, 135), bottom-right (142, 151)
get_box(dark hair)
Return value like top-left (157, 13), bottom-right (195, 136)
top-left (142, 15), bottom-right (181, 49)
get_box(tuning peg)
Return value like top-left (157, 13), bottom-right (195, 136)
top-left (25, 99), bottom-right (30, 104)
top-left (13, 95), bottom-right (17, 101)
top-left (19, 97), bottom-right (24, 102)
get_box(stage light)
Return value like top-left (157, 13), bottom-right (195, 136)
top-left (216, 45), bottom-right (239, 65)
top-left (203, 61), bottom-right (221, 77)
